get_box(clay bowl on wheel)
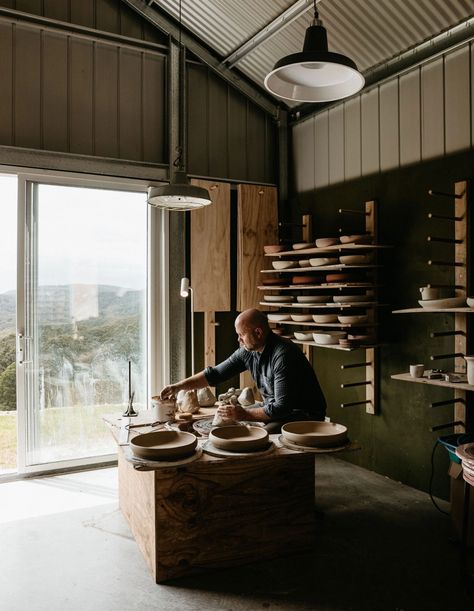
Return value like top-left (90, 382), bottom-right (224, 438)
top-left (209, 425), bottom-right (269, 452)
top-left (130, 430), bottom-right (197, 460)
top-left (281, 421), bottom-right (348, 448)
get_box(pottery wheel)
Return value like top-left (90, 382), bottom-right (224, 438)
top-left (277, 435), bottom-right (354, 453)
top-left (202, 440), bottom-right (275, 458)
top-left (124, 446), bottom-right (203, 469)
top-left (193, 417), bottom-right (265, 437)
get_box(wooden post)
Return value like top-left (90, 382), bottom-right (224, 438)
top-left (204, 311), bottom-right (217, 367)
top-left (365, 200), bottom-right (377, 414)
top-left (302, 213), bottom-right (313, 362)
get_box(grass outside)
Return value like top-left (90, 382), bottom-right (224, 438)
top-left (0, 404), bottom-right (137, 470)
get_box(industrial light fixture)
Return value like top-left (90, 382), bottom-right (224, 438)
top-left (147, 0), bottom-right (211, 211)
top-left (264, 0), bottom-right (364, 103)
top-left (180, 277), bottom-right (195, 375)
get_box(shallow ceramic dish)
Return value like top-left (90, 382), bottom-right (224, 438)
top-left (325, 273), bottom-right (353, 283)
top-left (467, 297), bottom-right (474, 308)
top-left (281, 421), bottom-right (348, 448)
top-left (130, 430), bottom-right (197, 460)
top-left (309, 257), bottom-right (338, 267)
top-left (209, 425), bottom-right (269, 452)
top-left (333, 295), bottom-right (371, 303)
top-left (418, 297), bottom-right (466, 309)
top-left (291, 314), bottom-right (313, 322)
top-left (264, 295), bottom-right (294, 302)
top-left (268, 313), bottom-right (291, 322)
top-left (294, 331), bottom-right (314, 341)
top-left (339, 254), bottom-right (372, 265)
top-left (337, 314), bottom-right (369, 324)
top-left (297, 295), bottom-right (328, 303)
top-left (272, 260), bottom-right (297, 270)
top-left (315, 237), bottom-right (340, 248)
top-left (313, 314), bottom-right (338, 323)
top-left (262, 278), bottom-right (285, 286)
top-left (339, 234), bottom-right (372, 245)
top-left (264, 244), bottom-right (285, 254)
top-left (292, 275), bottom-right (321, 284)
top-left (298, 259), bottom-right (311, 267)
top-left (312, 331), bottom-right (346, 345)
top-left (292, 242), bottom-right (313, 250)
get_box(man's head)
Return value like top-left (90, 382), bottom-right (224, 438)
top-left (235, 309), bottom-right (270, 352)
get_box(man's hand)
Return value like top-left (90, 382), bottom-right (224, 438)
top-left (160, 384), bottom-right (179, 400)
top-left (216, 403), bottom-right (248, 421)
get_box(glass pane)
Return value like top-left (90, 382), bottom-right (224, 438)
top-left (26, 185), bottom-right (147, 466)
top-left (0, 176), bottom-right (17, 475)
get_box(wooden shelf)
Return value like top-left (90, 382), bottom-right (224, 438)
top-left (292, 339), bottom-right (379, 352)
top-left (258, 283), bottom-right (377, 290)
top-left (391, 372), bottom-right (474, 392)
top-left (270, 320), bottom-right (377, 328)
top-left (266, 244), bottom-right (390, 257)
top-left (262, 302), bottom-right (378, 310)
top-left (261, 264), bottom-right (378, 273)
top-left (393, 307), bottom-right (474, 314)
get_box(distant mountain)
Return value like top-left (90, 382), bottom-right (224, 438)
top-left (0, 291), bottom-right (15, 333)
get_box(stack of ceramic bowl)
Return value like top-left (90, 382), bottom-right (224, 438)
top-left (339, 337), bottom-right (359, 349)
top-left (456, 443), bottom-right (474, 485)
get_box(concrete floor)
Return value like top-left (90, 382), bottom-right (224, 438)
top-left (0, 456), bottom-right (472, 611)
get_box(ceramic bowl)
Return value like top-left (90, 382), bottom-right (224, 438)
top-left (294, 331), bottom-right (314, 341)
top-left (333, 295), bottom-right (371, 303)
top-left (209, 425), bottom-right (269, 452)
top-left (315, 237), bottom-right (339, 248)
top-left (339, 234), bottom-right (372, 244)
top-left (268, 313), bottom-right (291, 322)
top-left (264, 244), bottom-right (285, 254)
top-left (339, 254), bottom-right (372, 265)
top-left (467, 297), bottom-right (474, 308)
top-left (281, 421), bottom-right (348, 448)
top-left (309, 257), bottom-right (338, 267)
top-left (418, 297), bottom-right (466, 309)
top-left (292, 242), bottom-right (313, 250)
top-left (264, 295), bottom-right (294, 302)
top-left (312, 314), bottom-right (338, 323)
top-left (272, 260), bottom-right (297, 270)
top-left (291, 314), bottom-right (313, 322)
top-left (325, 273), bottom-right (353, 283)
top-left (312, 331), bottom-right (346, 345)
top-left (262, 278), bottom-right (285, 286)
top-left (297, 295), bottom-right (328, 303)
top-left (130, 430), bottom-right (197, 461)
top-left (292, 275), bottom-right (321, 284)
top-left (298, 259), bottom-right (311, 267)
top-left (337, 314), bottom-right (369, 324)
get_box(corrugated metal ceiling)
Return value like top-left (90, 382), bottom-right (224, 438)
top-left (149, 0), bottom-right (474, 103)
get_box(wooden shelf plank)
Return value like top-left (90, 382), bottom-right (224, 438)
top-left (262, 302), bottom-right (378, 310)
top-left (393, 307), bottom-right (474, 313)
top-left (269, 320), bottom-right (378, 328)
top-left (391, 372), bottom-right (474, 392)
top-left (258, 283), bottom-right (378, 290)
top-left (266, 244), bottom-right (391, 257)
top-left (261, 264), bottom-right (378, 273)
top-left (292, 339), bottom-right (379, 352)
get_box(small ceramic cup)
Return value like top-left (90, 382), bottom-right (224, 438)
top-left (151, 396), bottom-right (176, 421)
top-left (409, 364), bottom-right (425, 378)
top-left (419, 287), bottom-right (439, 300)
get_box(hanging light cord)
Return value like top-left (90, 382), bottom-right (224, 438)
top-left (313, 0), bottom-right (319, 23)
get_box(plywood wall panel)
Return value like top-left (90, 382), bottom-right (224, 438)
top-left (143, 54), bottom-right (165, 163)
top-left (70, 0), bottom-right (95, 28)
top-left (445, 46), bottom-right (470, 154)
top-left (43, 0), bottom-right (69, 21)
top-left (329, 106), bottom-right (344, 184)
top-left (208, 74), bottom-right (229, 179)
top-left (399, 70), bottom-right (421, 165)
top-left (247, 106), bottom-right (266, 182)
top-left (69, 38), bottom-right (94, 154)
top-left (344, 97), bottom-right (361, 180)
top-left (94, 43), bottom-right (119, 158)
top-left (42, 31), bottom-right (68, 152)
top-left (228, 92), bottom-right (247, 180)
top-left (120, 4), bottom-right (144, 40)
top-left (119, 48), bottom-right (142, 160)
top-left (191, 180), bottom-right (231, 312)
top-left (14, 25), bottom-right (41, 149)
top-left (96, 0), bottom-right (120, 34)
top-left (293, 118), bottom-right (315, 193)
top-left (0, 22), bottom-right (13, 145)
top-left (361, 89), bottom-right (379, 175)
top-left (16, 0), bottom-right (42, 14)
top-left (314, 111), bottom-right (329, 189)
top-left (237, 185), bottom-right (278, 311)
top-left (187, 64), bottom-right (209, 176)
top-left (421, 57), bottom-right (444, 160)
top-left (379, 79), bottom-right (399, 171)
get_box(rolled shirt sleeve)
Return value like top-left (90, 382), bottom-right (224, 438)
top-left (204, 348), bottom-right (248, 387)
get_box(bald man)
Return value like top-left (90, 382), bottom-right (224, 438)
top-left (160, 308), bottom-right (326, 432)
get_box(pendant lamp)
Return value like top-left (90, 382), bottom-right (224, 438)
top-left (264, 0), bottom-right (364, 103)
top-left (147, 0), bottom-right (211, 211)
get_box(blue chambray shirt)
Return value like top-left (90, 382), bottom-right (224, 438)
top-left (204, 332), bottom-right (326, 421)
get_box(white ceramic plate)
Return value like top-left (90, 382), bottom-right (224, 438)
top-left (313, 314), bottom-right (338, 323)
top-left (291, 314), bottom-right (313, 322)
top-left (272, 260), bottom-right (297, 270)
top-left (309, 257), bottom-right (338, 267)
top-left (292, 242), bottom-right (313, 250)
top-left (282, 421), bottom-right (348, 448)
top-left (312, 331), bottom-right (346, 345)
top-left (268, 314), bottom-right (291, 322)
top-left (333, 295), bottom-right (371, 303)
top-left (264, 295), bottom-right (294, 302)
top-left (297, 295), bottom-right (329, 303)
top-left (338, 315), bottom-right (369, 324)
top-left (294, 331), bottom-right (314, 341)
top-left (418, 297), bottom-right (466, 309)
top-left (315, 237), bottom-right (339, 248)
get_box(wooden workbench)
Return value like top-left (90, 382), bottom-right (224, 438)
top-left (105, 413), bottom-right (316, 583)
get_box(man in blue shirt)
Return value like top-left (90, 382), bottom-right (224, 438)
top-left (160, 308), bottom-right (326, 431)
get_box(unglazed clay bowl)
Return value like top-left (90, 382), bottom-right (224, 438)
top-left (297, 295), bottom-right (329, 303)
top-left (315, 237), bottom-right (339, 248)
top-left (337, 314), bottom-right (369, 324)
top-left (312, 314), bottom-right (338, 323)
top-left (339, 234), bottom-right (372, 245)
top-left (292, 242), bottom-right (313, 250)
top-left (264, 295), bottom-right (294, 302)
top-left (291, 314), bottom-right (313, 322)
top-left (294, 331), bottom-right (314, 341)
top-left (339, 254), bottom-right (372, 265)
top-left (312, 331), bottom-right (346, 345)
top-left (309, 257), bottom-right (338, 267)
top-left (209, 425), bottom-right (269, 452)
top-left (272, 260), bottom-right (297, 270)
top-left (264, 244), bottom-right (285, 254)
top-left (130, 430), bottom-right (197, 460)
top-left (268, 313), bottom-right (291, 322)
top-left (281, 421), bottom-right (348, 448)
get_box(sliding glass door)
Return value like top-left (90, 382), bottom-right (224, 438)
top-left (19, 181), bottom-right (149, 468)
